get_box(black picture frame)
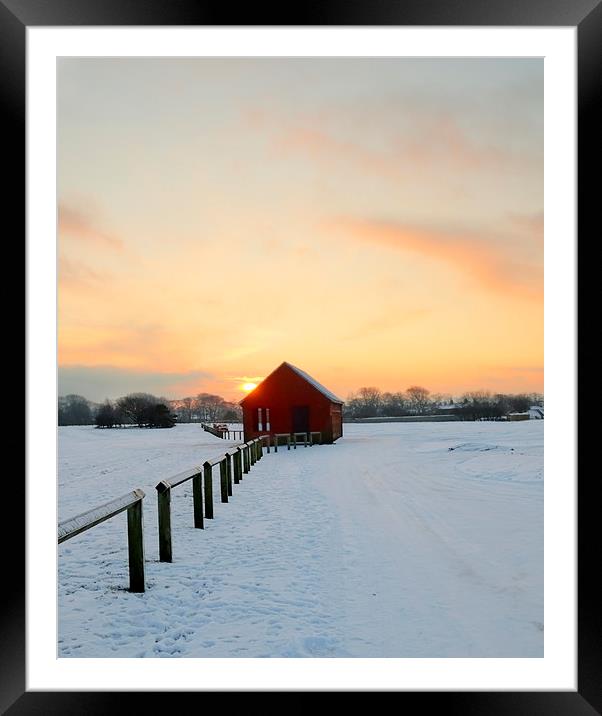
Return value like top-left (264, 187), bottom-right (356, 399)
top-left (7, 0), bottom-right (598, 711)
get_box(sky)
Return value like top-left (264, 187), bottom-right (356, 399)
top-left (57, 58), bottom-right (543, 403)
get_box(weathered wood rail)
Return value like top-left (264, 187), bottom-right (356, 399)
top-left (58, 489), bottom-right (146, 592)
top-left (155, 464), bottom-right (205, 562)
top-left (59, 428), bottom-right (327, 595)
top-left (155, 436), bottom-right (264, 562)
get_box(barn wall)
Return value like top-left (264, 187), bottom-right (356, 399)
top-left (331, 404), bottom-right (343, 440)
top-left (241, 364), bottom-right (341, 443)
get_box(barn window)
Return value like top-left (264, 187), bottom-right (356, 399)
top-left (254, 407), bottom-right (269, 431)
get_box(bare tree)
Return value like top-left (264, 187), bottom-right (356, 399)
top-left (171, 396), bottom-right (194, 423)
top-left (58, 394), bottom-right (93, 425)
top-left (194, 393), bottom-right (226, 422)
top-left (221, 401), bottom-right (243, 422)
top-left (507, 393), bottom-right (531, 413)
top-left (380, 391), bottom-right (408, 416)
top-left (405, 386), bottom-right (431, 414)
top-left (180, 396), bottom-right (194, 422)
top-left (354, 387), bottom-right (382, 417)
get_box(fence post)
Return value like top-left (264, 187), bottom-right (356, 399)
top-left (127, 499), bottom-right (145, 593)
top-left (243, 445), bottom-right (250, 473)
top-left (156, 482), bottom-right (172, 562)
top-left (233, 448), bottom-right (241, 483)
top-left (193, 472), bottom-right (204, 528)
top-left (220, 458), bottom-right (229, 503)
top-left (203, 462), bottom-right (214, 519)
top-left (274, 435), bottom-right (278, 452)
top-left (226, 453), bottom-right (233, 495)
top-left (249, 442), bottom-right (256, 466)
top-left (236, 447), bottom-right (242, 481)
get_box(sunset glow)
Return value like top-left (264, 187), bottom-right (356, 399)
top-left (57, 58), bottom-right (543, 402)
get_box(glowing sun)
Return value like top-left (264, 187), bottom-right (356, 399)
top-left (242, 382), bottom-right (258, 392)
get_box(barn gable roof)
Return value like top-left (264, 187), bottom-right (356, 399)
top-left (284, 362), bottom-right (344, 404)
top-left (240, 361), bottom-right (344, 405)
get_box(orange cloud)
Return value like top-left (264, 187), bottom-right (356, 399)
top-left (59, 204), bottom-right (124, 250)
top-left (330, 218), bottom-right (542, 300)
top-left (266, 111), bottom-right (535, 182)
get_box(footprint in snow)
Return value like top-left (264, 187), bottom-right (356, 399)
top-left (302, 636), bottom-right (339, 656)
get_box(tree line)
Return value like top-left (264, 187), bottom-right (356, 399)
top-left (170, 394), bottom-right (242, 423)
top-left (58, 391), bottom-right (243, 428)
top-left (58, 386), bottom-right (543, 427)
top-left (343, 386), bottom-right (544, 421)
top-left (95, 393), bottom-right (177, 428)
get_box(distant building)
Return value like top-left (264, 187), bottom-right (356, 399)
top-left (528, 406), bottom-right (544, 419)
top-left (240, 362), bottom-right (344, 443)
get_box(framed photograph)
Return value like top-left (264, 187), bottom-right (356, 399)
top-left (9, 0), bottom-right (597, 710)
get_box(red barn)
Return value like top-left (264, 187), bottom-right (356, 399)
top-left (240, 362), bottom-right (344, 444)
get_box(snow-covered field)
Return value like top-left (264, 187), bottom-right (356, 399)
top-left (58, 421), bottom-right (543, 658)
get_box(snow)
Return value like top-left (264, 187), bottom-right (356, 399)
top-left (58, 421), bottom-right (543, 657)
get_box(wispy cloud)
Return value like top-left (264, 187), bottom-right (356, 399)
top-left (265, 110), bottom-right (537, 183)
top-left (394, 115), bottom-right (510, 170)
top-left (330, 218), bottom-right (542, 300)
top-left (59, 203), bottom-right (124, 250)
top-left (276, 127), bottom-right (400, 181)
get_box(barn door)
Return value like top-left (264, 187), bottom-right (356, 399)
top-left (292, 405), bottom-right (310, 433)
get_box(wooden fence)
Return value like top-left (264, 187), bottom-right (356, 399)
top-left (59, 428), bottom-right (326, 592)
top-left (58, 488), bottom-right (146, 592)
top-left (201, 423), bottom-right (244, 441)
top-left (155, 436), bottom-right (263, 563)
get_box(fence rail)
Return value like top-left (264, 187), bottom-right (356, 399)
top-left (58, 488), bottom-right (146, 592)
top-left (201, 423), bottom-right (244, 440)
top-left (60, 427), bottom-right (327, 593)
top-left (155, 437), bottom-right (263, 562)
